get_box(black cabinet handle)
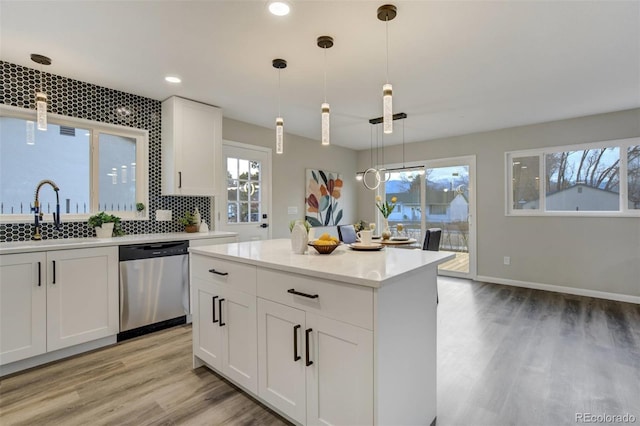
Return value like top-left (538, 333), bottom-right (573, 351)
top-left (37, 262), bottom-right (41, 287)
top-left (52, 260), bottom-right (56, 284)
top-left (288, 289), bottom-right (319, 299)
top-left (305, 328), bottom-right (313, 366)
top-left (293, 325), bottom-right (301, 361)
top-left (178, 171), bottom-right (182, 188)
top-left (219, 298), bottom-right (226, 327)
top-left (208, 269), bottom-right (229, 276)
top-left (212, 296), bottom-right (219, 323)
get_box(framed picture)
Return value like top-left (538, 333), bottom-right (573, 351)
top-left (305, 169), bottom-right (344, 226)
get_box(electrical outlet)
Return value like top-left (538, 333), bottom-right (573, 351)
top-left (156, 210), bottom-right (172, 221)
top-left (503, 256), bottom-right (511, 265)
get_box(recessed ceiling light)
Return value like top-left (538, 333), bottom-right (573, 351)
top-left (268, 1), bottom-right (290, 16)
top-left (165, 76), bottom-right (181, 83)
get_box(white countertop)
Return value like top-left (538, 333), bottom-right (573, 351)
top-left (0, 231), bottom-right (238, 255)
top-left (189, 238), bottom-right (455, 288)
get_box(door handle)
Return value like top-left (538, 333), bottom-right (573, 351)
top-left (212, 296), bottom-right (218, 323)
top-left (305, 328), bottom-right (313, 366)
top-left (52, 260), bottom-right (56, 284)
top-left (293, 325), bottom-right (301, 361)
top-left (259, 223), bottom-right (269, 228)
top-left (178, 171), bottom-right (182, 188)
top-left (219, 298), bottom-right (226, 327)
top-left (37, 261), bottom-right (41, 287)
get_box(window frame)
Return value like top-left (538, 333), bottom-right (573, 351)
top-left (505, 137), bottom-right (639, 217)
top-left (0, 104), bottom-right (149, 222)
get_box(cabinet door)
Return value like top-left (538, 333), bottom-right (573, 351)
top-left (46, 247), bottom-right (118, 351)
top-left (192, 278), bottom-right (224, 370)
top-left (220, 287), bottom-right (257, 395)
top-left (162, 97), bottom-right (221, 196)
top-left (306, 313), bottom-right (374, 426)
top-left (258, 298), bottom-right (307, 424)
top-left (0, 253), bottom-right (47, 365)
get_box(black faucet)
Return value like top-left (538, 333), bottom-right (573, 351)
top-left (31, 179), bottom-right (61, 240)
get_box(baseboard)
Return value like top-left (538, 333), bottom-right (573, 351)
top-left (475, 275), bottom-right (640, 304)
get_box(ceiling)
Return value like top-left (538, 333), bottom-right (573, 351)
top-left (1, 1), bottom-right (639, 150)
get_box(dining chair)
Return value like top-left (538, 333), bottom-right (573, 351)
top-left (422, 228), bottom-right (442, 303)
top-left (337, 224), bottom-right (358, 244)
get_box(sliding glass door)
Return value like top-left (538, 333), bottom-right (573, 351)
top-left (380, 156), bottom-right (476, 279)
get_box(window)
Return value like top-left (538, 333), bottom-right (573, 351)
top-left (226, 157), bottom-right (262, 223)
top-left (506, 138), bottom-right (639, 216)
top-left (0, 106), bottom-right (148, 221)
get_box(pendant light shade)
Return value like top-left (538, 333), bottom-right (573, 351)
top-left (317, 35), bottom-right (334, 146)
top-left (382, 83), bottom-right (392, 134)
top-left (31, 53), bottom-right (52, 132)
top-left (377, 5), bottom-right (397, 134)
top-left (36, 92), bottom-right (47, 131)
top-left (273, 58), bottom-right (287, 154)
top-left (321, 102), bottom-right (330, 145)
top-left (275, 116), bottom-right (284, 154)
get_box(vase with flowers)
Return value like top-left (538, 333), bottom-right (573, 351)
top-left (375, 195), bottom-right (397, 240)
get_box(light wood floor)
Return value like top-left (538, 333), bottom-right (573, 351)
top-left (438, 251), bottom-right (469, 273)
top-left (1, 278), bottom-right (638, 426)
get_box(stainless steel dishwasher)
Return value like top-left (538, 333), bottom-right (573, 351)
top-left (118, 241), bottom-right (189, 341)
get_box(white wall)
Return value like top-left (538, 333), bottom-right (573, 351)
top-left (358, 108), bottom-right (640, 299)
top-left (222, 118), bottom-right (358, 238)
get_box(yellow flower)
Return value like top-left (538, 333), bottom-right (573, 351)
top-left (375, 195), bottom-right (382, 202)
top-left (391, 196), bottom-right (397, 203)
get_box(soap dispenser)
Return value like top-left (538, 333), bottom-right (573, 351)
top-left (199, 220), bottom-right (209, 233)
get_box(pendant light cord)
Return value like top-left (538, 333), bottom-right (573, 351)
top-left (402, 119), bottom-right (405, 167)
top-left (385, 17), bottom-right (390, 83)
top-left (323, 47), bottom-right (327, 103)
top-left (278, 70), bottom-right (281, 117)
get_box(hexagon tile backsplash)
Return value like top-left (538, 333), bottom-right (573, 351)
top-left (0, 61), bottom-right (212, 242)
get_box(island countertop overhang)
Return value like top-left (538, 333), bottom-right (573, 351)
top-left (189, 238), bottom-right (454, 288)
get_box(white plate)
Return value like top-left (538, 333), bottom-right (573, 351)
top-left (349, 242), bottom-right (384, 251)
top-left (391, 236), bottom-right (409, 241)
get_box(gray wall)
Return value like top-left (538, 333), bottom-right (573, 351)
top-left (357, 108), bottom-right (640, 298)
top-left (223, 118), bottom-right (358, 239)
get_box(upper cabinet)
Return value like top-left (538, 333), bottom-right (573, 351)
top-left (162, 96), bottom-right (222, 196)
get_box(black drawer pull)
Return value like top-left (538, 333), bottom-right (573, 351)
top-left (293, 325), bottom-right (301, 361)
top-left (37, 262), bottom-right (42, 287)
top-left (305, 328), bottom-right (313, 366)
top-left (219, 298), bottom-right (226, 327)
top-left (209, 269), bottom-right (229, 276)
top-left (212, 296), bottom-right (219, 323)
top-left (178, 171), bottom-right (182, 188)
top-left (287, 289), bottom-right (319, 299)
top-left (52, 260), bottom-right (56, 284)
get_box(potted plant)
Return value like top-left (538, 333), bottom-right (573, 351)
top-left (180, 211), bottom-right (198, 233)
top-left (88, 212), bottom-right (123, 238)
top-left (136, 202), bottom-right (145, 217)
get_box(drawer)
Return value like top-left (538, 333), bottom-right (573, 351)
top-left (257, 268), bottom-right (373, 330)
top-left (191, 254), bottom-right (257, 295)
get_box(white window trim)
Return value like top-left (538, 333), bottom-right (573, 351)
top-left (505, 137), bottom-right (640, 217)
top-left (0, 104), bottom-right (149, 223)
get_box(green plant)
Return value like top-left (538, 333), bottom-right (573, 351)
top-left (136, 202), bottom-right (145, 212)
top-left (180, 211), bottom-right (198, 226)
top-left (88, 212), bottom-right (124, 236)
top-left (289, 220), bottom-right (311, 233)
top-left (375, 195), bottom-right (397, 218)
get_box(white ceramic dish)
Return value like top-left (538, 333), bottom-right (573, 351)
top-left (349, 242), bottom-right (384, 251)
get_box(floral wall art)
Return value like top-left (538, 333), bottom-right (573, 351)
top-left (305, 169), bottom-right (344, 227)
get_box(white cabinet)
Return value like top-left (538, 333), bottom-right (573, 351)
top-left (0, 252), bottom-right (47, 364)
top-left (257, 277), bottom-right (373, 426)
top-left (191, 255), bottom-right (258, 395)
top-left (46, 247), bottom-right (119, 352)
top-left (0, 247), bottom-right (118, 366)
top-left (162, 96), bottom-right (222, 196)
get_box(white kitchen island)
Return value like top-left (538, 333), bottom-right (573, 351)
top-left (189, 239), bottom-right (454, 426)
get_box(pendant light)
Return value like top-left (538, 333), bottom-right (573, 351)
top-left (31, 54), bottom-right (51, 131)
top-left (317, 36), bottom-right (334, 146)
top-left (377, 4), bottom-right (396, 134)
top-left (273, 58), bottom-right (287, 154)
